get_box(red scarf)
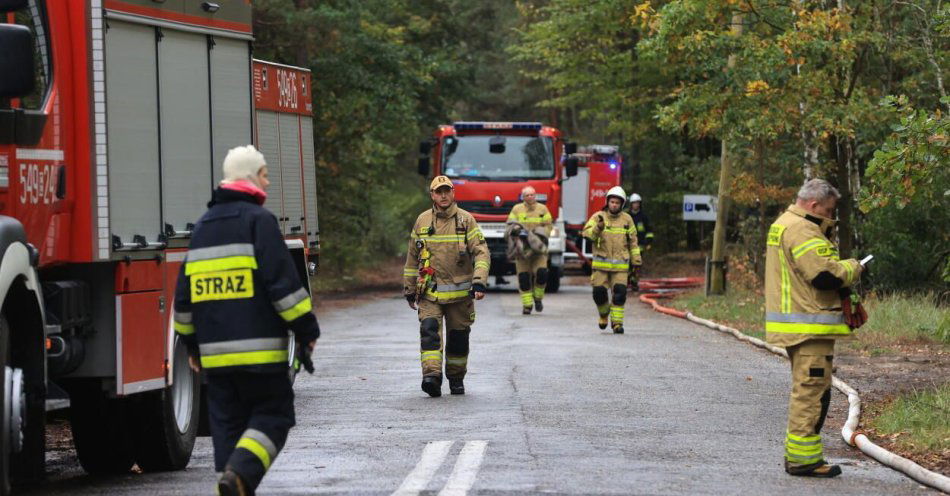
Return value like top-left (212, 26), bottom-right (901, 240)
top-left (220, 180), bottom-right (267, 205)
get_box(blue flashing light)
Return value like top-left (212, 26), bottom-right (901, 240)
top-left (453, 122), bottom-right (543, 131)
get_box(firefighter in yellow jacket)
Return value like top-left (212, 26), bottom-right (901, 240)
top-left (582, 186), bottom-right (642, 333)
top-left (404, 176), bottom-right (490, 397)
top-left (507, 186), bottom-right (553, 314)
top-left (765, 179), bottom-right (865, 478)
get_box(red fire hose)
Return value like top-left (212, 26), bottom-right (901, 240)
top-left (637, 277), bottom-right (704, 318)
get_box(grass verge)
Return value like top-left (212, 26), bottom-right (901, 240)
top-left (665, 289), bottom-right (950, 353)
top-left (868, 384), bottom-right (950, 457)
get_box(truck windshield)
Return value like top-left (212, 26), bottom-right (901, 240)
top-left (442, 135), bottom-right (554, 180)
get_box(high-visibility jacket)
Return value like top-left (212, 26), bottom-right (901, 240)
top-left (507, 201), bottom-right (553, 236)
top-left (582, 209), bottom-right (642, 272)
top-left (629, 208), bottom-right (654, 245)
top-left (403, 203), bottom-right (491, 303)
top-left (173, 187), bottom-right (319, 374)
top-left (765, 204), bottom-right (862, 347)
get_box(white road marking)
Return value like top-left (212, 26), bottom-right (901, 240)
top-left (392, 440), bottom-right (454, 496)
top-left (438, 440), bottom-right (488, 496)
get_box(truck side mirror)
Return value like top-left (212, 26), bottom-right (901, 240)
top-left (417, 157), bottom-right (430, 176)
top-left (0, 1), bottom-right (29, 12)
top-left (564, 142), bottom-right (578, 155)
top-left (418, 140), bottom-right (432, 155)
top-left (565, 156), bottom-right (579, 177)
top-left (0, 25), bottom-right (35, 99)
top-left (489, 136), bottom-right (505, 154)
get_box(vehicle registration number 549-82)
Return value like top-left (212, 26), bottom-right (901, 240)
top-left (190, 269), bottom-right (254, 302)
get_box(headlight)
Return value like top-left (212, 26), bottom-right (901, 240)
top-left (550, 227), bottom-right (560, 238)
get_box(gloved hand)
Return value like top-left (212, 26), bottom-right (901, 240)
top-left (842, 293), bottom-right (868, 329)
top-left (405, 292), bottom-right (418, 310)
top-left (295, 339), bottom-right (316, 374)
top-left (596, 215), bottom-right (606, 231)
top-left (517, 230), bottom-right (528, 241)
top-left (631, 265), bottom-right (642, 279)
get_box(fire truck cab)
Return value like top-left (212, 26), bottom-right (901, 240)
top-left (0, 1), bottom-right (319, 492)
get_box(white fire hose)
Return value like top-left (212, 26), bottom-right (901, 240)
top-left (684, 312), bottom-right (950, 493)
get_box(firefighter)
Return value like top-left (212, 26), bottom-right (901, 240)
top-left (582, 186), bottom-right (642, 333)
top-left (627, 193), bottom-right (653, 292)
top-left (765, 179), bottom-right (865, 478)
top-left (506, 186), bottom-right (553, 314)
top-left (404, 176), bottom-right (490, 397)
top-left (173, 145), bottom-right (319, 496)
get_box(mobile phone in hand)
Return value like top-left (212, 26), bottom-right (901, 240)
top-left (860, 255), bottom-right (874, 267)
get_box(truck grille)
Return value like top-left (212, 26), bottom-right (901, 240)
top-left (457, 200), bottom-right (518, 215)
top-left (486, 237), bottom-right (508, 258)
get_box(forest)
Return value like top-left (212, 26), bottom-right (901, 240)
top-left (252, 0), bottom-right (949, 293)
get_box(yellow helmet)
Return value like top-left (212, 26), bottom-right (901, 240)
top-left (429, 175), bottom-right (454, 192)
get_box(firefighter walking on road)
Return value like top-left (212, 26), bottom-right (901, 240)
top-left (506, 186), bottom-right (553, 314)
top-left (627, 193), bottom-right (653, 292)
top-left (404, 176), bottom-right (490, 397)
top-left (765, 179), bottom-right (866, 478)
top-left (173, 145), bottom-right (319, 496)
top-left (582, 186), bottom-right (642, 333)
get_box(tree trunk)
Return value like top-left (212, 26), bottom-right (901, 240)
top-left (832, 135), bottom-right (854, 258)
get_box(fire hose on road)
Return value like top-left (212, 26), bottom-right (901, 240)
top-left (638, 278), bottom-right (950, 493)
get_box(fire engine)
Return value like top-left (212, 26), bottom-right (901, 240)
top-left (0, 1), bottom-right (319, 492)
top-left (418, 122), bottom-right (577, 292)
top-left (562, 145), bottom-right (623, 272)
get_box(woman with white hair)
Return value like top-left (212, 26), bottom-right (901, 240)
top-left (173, 145), bottom-right (320, 495)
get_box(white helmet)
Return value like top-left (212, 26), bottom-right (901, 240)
top-left (628, 193), bottom-right (642, 203)
top-left (606, 186), bottom-right (627, 206)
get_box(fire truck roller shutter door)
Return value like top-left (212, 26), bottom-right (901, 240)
top-left (159, 29), bottom-right (213, 233)
top-left (210, 38), bottom-right (253, 186)
top-left (300, 117), bottom-right (319, 244)
top-left (256, 110), bottom-right (284, 225)
top-left (105, 21), bottom-right (162, 246)
top-left (278, 113), bottom-right (304, 236)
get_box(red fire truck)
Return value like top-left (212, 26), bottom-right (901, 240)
top-left (562, 145), bottom-right (623, 271)
top-left (418, 122), bottom-right (577, 292)
top-left (0, 1), bottom-right (319, 492)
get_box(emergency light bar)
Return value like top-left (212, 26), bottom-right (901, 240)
top-left (453, 122), bottom-right (543, 131)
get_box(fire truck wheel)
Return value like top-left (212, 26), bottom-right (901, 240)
top-left (67, 379), bottom-right (136, 474)
top-left (545, 267), bottom-right (562, 293)
top-left (131, 337), bottom-right (199, 471)
top-left (4, 310), bottom-right (47, 489)
top-left (0, 317), bottom-right (11, 496)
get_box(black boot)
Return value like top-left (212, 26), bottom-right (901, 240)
top-left (534, 299), bottom-right (543, 312)
top-left (421, 376), bottom-right (442, 397)
top-left (217, 469), bottom-right (253, 496)
top-left (785, 460), bottom-right (841, 478)
top-left (612, 323), bottom-right (624, 334)
top-left (449, 378), bottom-right (465, 395)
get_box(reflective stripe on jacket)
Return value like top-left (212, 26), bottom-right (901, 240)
top-left (764, 204), bottom-right (862, 347)
top-left (403, 203), bottom-right (491, 303)
top-left (582, 210), bottom-right (641, 272)
top-left (507, 202), bottom-right (553, 236)
top-left (173, 187), bottom-right (319, 374)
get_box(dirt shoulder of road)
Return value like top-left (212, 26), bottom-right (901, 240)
top-left (310, 257), bottom-right (405, 312)
top-left (648, 251), bottom-right (950, 476)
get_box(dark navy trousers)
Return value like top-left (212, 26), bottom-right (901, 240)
top-left (206, 371), bottom-right (295, 489)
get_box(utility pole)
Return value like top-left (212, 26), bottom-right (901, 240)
top-left (708, 12), bottom-right (744, 295)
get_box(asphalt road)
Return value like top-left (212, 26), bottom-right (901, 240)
top-left (29, 282), bottom-right (933, 495)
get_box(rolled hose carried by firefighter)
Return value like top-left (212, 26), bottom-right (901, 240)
top-left (638, 278), bottom-right (950, 493)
